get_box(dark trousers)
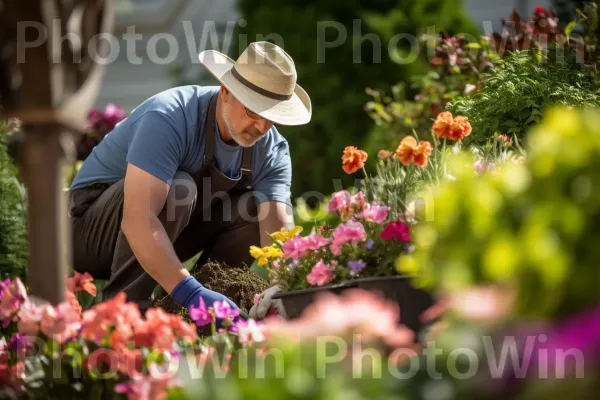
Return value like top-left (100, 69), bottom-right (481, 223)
top-left (69, 171), bottom-right (260, 310)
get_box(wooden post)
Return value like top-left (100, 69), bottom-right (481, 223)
top-left (19, 126), bottom-right (74, 304)
top-left (0, 0), bottom-right (114, 305)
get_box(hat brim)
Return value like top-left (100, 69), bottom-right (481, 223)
top-left (199, 50), bottom-right (311, 126)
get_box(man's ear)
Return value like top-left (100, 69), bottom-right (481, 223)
top-left (220, 85), bottom-right (230, 102)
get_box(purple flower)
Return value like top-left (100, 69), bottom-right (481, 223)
top-left (213, 300), bottom-right (240, 319)
top-left (9, 334), bottom-right (27, 356)
top-left (364, 239), bottom-right (375, 250)
top-left (189, 298), bottom-right (213, 327)
top-left (403, 243), bottom-right (415, 254)
top-left (348, 260), bottom-right (367, 276)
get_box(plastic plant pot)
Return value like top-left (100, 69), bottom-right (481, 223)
top-left (272, 275), bottom-right (435, 337)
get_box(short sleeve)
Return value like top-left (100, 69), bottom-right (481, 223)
top-left (252, 142), bottom-right (292, 206)
top-left (126, 111), bottom-right (184, 185)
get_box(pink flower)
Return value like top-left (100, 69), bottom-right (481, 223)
top-left (0, 278), bottom-right (27, 327)
top-left (283, 234), bottom-right (330, 260)
top-left (327, 190), bottom-right (367, 219)
top-left (377, 149), bottom-right (390, 159)
top-left (40, 302), bottom-right (82, 344)
top-left (17, 300), bottom-right (43, 337)
top-left (355, 202), bottom-right (390, 224)
top-left (328, 190), bottom-right (351, 213)
top-left (380, 221), bottom-right (411, 242)
top-left (189, 298), bottom-right (213, 327)
top-left (235, 319), bottom-right (266, 344)
top-left (330, 220), bottom-right (367, 255)
top-left (213, 300), bottom-right (240, 319)
top-left (307, 260), bottom-right (336, 286)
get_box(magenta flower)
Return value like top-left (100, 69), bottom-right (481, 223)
top-left (103, 104), bottom-right (128, 129)
top-left (380, 221), bottom-right (411, 242)
top-left (356, 202), bottom-right (390, 224)
top-left (8, 334), bottom-right (28, 356)
top-left (307, 260), bottom-right (336, 286)
top-left (189, 299), bottom-right (213, 327)
top-left (213, 300), bottom-right (240, 319)
top-left (0, 278), bottom-right (10, 300)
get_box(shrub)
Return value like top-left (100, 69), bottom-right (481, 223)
top-left (447, 49), bottom-right (600, 143)
top-left (403, 107), bottom-right (600, 320)
top-left (0, 120), bottom-right (27, 281)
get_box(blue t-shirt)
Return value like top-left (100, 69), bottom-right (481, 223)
top-left (70, 85), bottom-right (292, 206)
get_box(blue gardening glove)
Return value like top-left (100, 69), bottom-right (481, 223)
top-left (171, 276), bottom-right (239, 312)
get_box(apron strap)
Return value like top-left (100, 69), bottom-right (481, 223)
top-left (241, 146), bottom-right (252, 177)
top-left (203, 93), bottom-right (218, 166)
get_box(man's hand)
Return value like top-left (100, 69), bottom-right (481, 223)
top-left (171, 276), bottom-right (239, 310)
top-left (249, 285), bottom-right (287, 319)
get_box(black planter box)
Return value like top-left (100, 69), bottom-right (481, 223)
top-left (272, 275), bottom-right (435, 337)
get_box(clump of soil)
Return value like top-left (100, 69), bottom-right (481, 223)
top-left (152, 261), bottom-right (269, 336)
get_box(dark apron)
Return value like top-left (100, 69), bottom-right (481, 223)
top-left (192, 93), bottom-right (253, 214)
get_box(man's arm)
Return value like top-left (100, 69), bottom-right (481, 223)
top-left (257, 201), bottom-right (295, 247)
top-left (121, 163), bottom-right (189, 294)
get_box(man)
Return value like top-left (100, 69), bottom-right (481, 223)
top-left (69, 42), bottom-right (310, 316)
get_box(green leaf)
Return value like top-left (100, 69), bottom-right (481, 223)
top-left (465, 42), bottom-right (481, 49)
top-left (565, 21), bottom-right (577, 37)
top-left (250, 261), bottom-right (269, 282)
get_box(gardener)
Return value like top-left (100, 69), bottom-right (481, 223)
top-left (68, 42), bottom-right (309, 316)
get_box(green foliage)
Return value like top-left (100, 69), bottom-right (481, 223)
top-left (0, 120), bottom-right (27, 281)
top-left (364, 34), bottom-right (498, 155)
top-left (403, 107), bottom-right (600, 319)
top-left (447, 49), bottom-right (600, 143)
top-left (237, 0), bottom-right (477, 199)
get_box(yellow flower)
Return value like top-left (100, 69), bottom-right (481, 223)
top-left (249, 246), bottom-right (269, 266)
top-left (269, 226), bottom-right (303, 242)
top-left (249, 245), bottom-right (284, 266)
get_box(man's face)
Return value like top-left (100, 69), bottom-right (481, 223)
top-left (221, 89), bottom-right (274, 147)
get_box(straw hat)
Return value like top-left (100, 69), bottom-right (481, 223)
top-left (199, 41), bottom-right (311, 126)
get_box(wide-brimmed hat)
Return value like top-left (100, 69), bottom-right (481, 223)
top-left (198, 41), bottom-right (311, 126)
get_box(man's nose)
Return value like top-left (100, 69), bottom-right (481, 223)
top-left (254, 118), bottom-right (274, 134)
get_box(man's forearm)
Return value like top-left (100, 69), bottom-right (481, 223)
top-left (122, 214), bottom-right (188, 294)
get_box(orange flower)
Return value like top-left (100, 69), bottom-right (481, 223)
top-left (432, 111), bottom-right (454, 139)
top-left (342, 146), bottom-right (368, 174)
top-left (413, 141), bottom-right (433, 167)
top-left (396, 136), bottom-right (418, 165)
top-left (498, 134), bottom-right (513, 146)
top-left (395, 137), bottom-right (433, 168)
top-left (67, 271), bottom-right (97, 297)
top-left (449, 116), bottom-right (472, 141)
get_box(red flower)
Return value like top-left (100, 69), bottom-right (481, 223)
top-left (380, 221), bottom-right (411, 242)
